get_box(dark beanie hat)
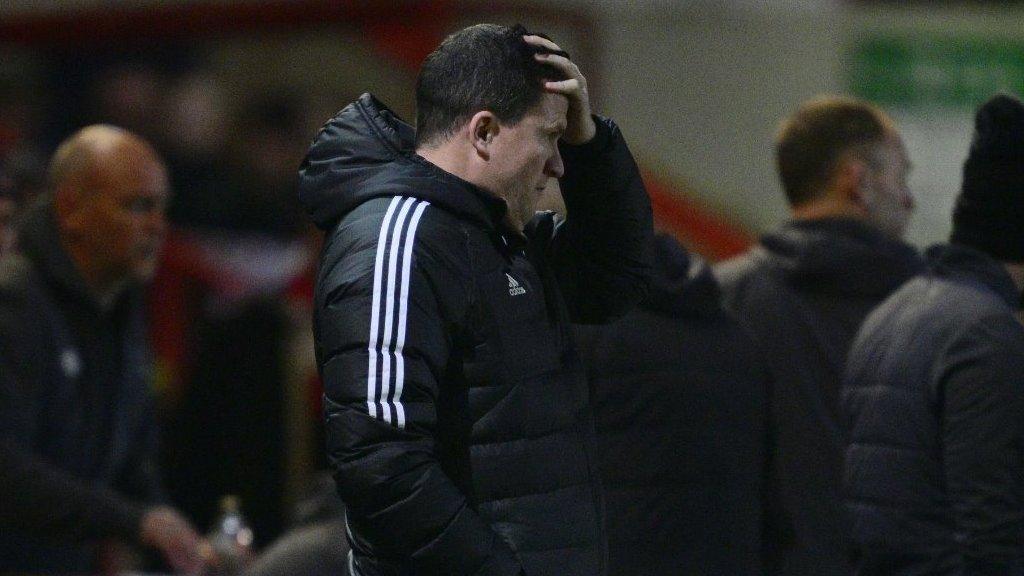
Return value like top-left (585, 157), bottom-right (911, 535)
top-left (951, 93), bottom-right (1024, 262)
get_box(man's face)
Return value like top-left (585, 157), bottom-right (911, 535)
top-left (860, 133), bottom-right (914, 239)
top-left (76, 148), bottom-right (169, 285)
top-left (489, 92), bottom-right (568, 231)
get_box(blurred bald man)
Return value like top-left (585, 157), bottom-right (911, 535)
top-left (0, 126), bottom-right (205, 574)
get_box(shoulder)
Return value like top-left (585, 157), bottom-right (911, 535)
top-left (713, 247), bottom-right (782, 309)
top-left (317, 197), bottom-right (472, 298)
top-left (946, 307), bottom-right (1024, 360)
top-left (0, 255), bottom-right (51, 359)
top-left (714, 248), bottom-right (768, 286)
top-left (0, 254), bottom-right (44, 324)
top-left (911, 275), bottom-right (1014, 333)
top-left (333, 197), bottom-right (468, 262)
top-left (0, 253), bottom-right (36, 297)
top-left (862, 276), bottom-right (1023, 360)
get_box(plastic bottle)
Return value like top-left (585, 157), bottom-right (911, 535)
top-left (207, 495), bottom-right (255, 575)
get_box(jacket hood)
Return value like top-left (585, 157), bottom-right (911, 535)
top-left (642, 234), bottom-right (721, 317)
top-left (298, 93), bottom-right (508, 232)
top-left (760, 217), bottom-right (923, 297)
top-left (14, 199), bottom-right (102, 309)
top-left (928, 243), bottom-right (1020, 308)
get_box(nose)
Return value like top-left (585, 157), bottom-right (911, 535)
top-left (544, 149), bottom-right (564, 179)
top-left (902, 187), bottom-right (915, 213)
top-left (148, 206), bottom-right (168, 240)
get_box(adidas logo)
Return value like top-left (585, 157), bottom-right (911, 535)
top-left (506, 273), bottom-right (527, 296)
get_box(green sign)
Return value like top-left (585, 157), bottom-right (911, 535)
top-left (850, 35), bottom-right (1024, 108)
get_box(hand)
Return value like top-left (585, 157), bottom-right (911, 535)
top-left (139, 506), bottom-right (209, 574)
top-left (524, 35), bottom-right (596, 145)
top-left (96, 539), bottom-right (141, 576)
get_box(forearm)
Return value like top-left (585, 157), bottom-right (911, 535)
top-left (554, 116), bottom-right (653, 322)
top-left (0, 441), bottom-right (145, 543)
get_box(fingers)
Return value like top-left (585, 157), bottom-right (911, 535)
top-left (523, 34), bottom-right (562, 54)
top-left (544, 78), bottom-right (581, 96)
top-left (535, 53), bottom-right (581, 78)
top-left (524, 33), bottom-right (595, 145)
top-left (141, 507), bottom-right (208, 574)
top-left (165, 534), bottom-right (206, 574)
top-left (535, 54), bottom-right (587, 100)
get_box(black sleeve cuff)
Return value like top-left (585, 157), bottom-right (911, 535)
top-left (559, 115), bottom-right (614, 159)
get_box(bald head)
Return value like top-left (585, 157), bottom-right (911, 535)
top-left (50, 125), bottom-right (169, 297)
top-left (48, 125), bottom-right (163, 196)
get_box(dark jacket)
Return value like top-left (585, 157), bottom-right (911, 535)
top-left (715, 217), bottom-right (923, 576)
top-left (0, 202), bottom-right (162, 572)
top-left (299, 94), bottom-right (652, 576)
top-left (843, 243), bottom-right (1024, 576)
top-left (576, 234), bottom-right (772, 576)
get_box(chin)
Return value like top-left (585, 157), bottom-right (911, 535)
top-left (132, 261), bottom-right (159, 284)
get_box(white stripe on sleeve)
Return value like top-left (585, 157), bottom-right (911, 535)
top-left (379, 197), bottom-right (417, 424)
top-left (392, 200), bottom-right (430, 429)
top-left (366, 196), bottom-right (403, 419)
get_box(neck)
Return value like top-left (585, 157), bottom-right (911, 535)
top-left (417, 144), bottom-right (517, 231)
top-left (63, 236), bottom-right (127, 310)
top-left (417, 144), bottom-right (470, 184)
top-left (790, 196), bottom-right (866, 223)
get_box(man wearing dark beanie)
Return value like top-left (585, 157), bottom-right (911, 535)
top-left (843, 93), bottom-right (1024, 575)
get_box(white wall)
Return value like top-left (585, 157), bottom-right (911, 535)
top-left (594, 2), bottom-right (843, 233)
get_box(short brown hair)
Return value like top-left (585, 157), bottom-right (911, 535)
top-left (775, 96), bottom-right (894, 206)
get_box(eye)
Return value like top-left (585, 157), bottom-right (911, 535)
top-left (126, 198), bottom-right (158, 213)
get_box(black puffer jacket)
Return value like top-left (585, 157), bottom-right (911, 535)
top-left (843, 244), bottom-right (1024, 575)
top-left (299, 94), bottom-right (652, 576)
top-left (576, 234), bottom-right (772, 576)
top-left (715, 217), bottom-right (923, 576)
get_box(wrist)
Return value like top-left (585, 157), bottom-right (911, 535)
top-left (559, 115), bottom-right (612, 157)
top-left (563, 116), bottom-right (596, 146)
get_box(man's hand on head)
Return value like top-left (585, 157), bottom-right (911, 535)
top-left (524, 35), bottom-right (596, 145)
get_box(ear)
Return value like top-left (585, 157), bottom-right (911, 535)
top-left (468, 111), bottom-right (499, 160)
top-left (53, 185), bottom-right (85, 235)
top-left (833, 155), bottom-right (868, 206)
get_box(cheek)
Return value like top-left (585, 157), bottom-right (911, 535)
top-left (530, 148), bottom-right (549, 173)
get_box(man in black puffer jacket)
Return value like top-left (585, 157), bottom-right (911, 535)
top-left (577, 234), bottom-right (774, 576)
top-left (715, 97), bottom-right (924, 575)
top-left (299, 25), bottom-right (652, 576)
top-left (843, 94), bottom-right (1024, 575)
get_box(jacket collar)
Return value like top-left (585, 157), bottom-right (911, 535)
top-left (926, 243), bottom-right (1020, 309)
top-left (298, 93), bottom-right (511, 234)
top-left (759, 217), bottom-right (923, 297)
